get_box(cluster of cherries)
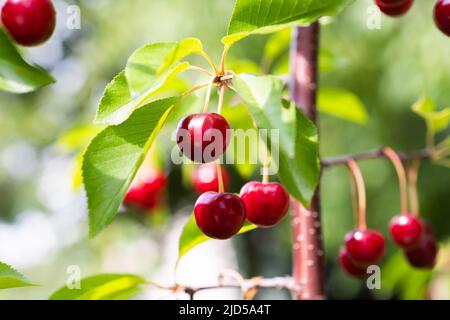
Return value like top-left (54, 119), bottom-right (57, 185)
top-left (175, 111), bottom-right (290, 239)
top-left (375, 0), bottom-right (450, 36)
top-left (390, 213), bottom-right (438, 269)
top-left (341, 213), bottom-right (439, 278)
top-left (1, 0), bottom-right (56, 46)
top-left (124, 111), bottom-right (290, 239)
top-left (339, 152), bottom-right (439, 279)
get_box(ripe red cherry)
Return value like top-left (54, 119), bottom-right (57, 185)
top-left (1, 0), bottom-right (56, 46)
top-left (176, 113), bottom-right (230, 163)
top-left (339, 248), bottom-right (367, 278)
top-left (389, 214), bottom-right (423, 248)
top-left (345, 229), bottom-right (385, 266)
top-left (405, 233), bottom-right (438, 269)
top-left (375, 0), bottom-right (414, 16)
top-left (194, 192), bottom-right (246, 240)
top-left (239, 181), bottom-right (290, 227)
top-left (124, 168), bottom-right (166, 212)
top-left (193, 164), bottom-right (229, 194)
top-left (434, 0), bottom-right (450, 37)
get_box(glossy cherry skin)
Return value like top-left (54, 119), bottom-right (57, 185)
top-left (434, 0), bottom-right (450, 37)
top-left (176, 113), bottom-right (230, 163)
top-left (1, 0), bottom-right (56, 46)
top-left (239, 181), bottom-right (290, 227)
top-left (405, 233), bottom-right (438, 269)
top-left (389, 213), bottom-right (423, 248)
top-left (375, 0), bottom-right (414, 16)
top-left (124, 168), bottom-right (166, 212)
top-left (193, 164), bottom-right (229, 194)
top-left (345, 229), bottom-right (385, 266)
top-left (339, 248), bottom-right (367, 278)
top-left (194, 192), bottom-right (246, 240)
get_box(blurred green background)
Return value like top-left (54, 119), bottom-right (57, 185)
top-left (0, 0), bottom-right (449, 300)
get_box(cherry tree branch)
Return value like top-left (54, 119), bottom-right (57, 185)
top-left (151, 276), bottom-right (297, 300)
top-left (290, 23), bottom-right (325, 300)
top-left (321, 148), bottom-right (433, 168)
top-left (182, 276), bottom-right (296, 300)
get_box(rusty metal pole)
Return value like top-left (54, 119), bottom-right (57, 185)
top-left (289, 22), bottom-right (326, 300)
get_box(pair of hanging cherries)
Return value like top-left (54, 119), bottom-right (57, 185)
top-left (375, 0), bottom-right (450, 37)
top-left (175, 81), bottom-right (290, 240)
top-left (340, 148), bottom-right (439, 278)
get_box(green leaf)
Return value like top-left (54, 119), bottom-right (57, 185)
top-left (0, 29), bottom-right (54, 93)
top-left (413, 95), bottom-right (450, 134)
top-left (56, 125), bottom-right (103, 152)
top-left (412, 94), bottom-right (435, 113)
top-left (234, 73), bottom-right (320, 207)
top-left (178, 215), bottom-right (257, 259)
top-left (0, 261), bottom-right (35, 290)
top-left (223, 0), bottom-right (353, 46)
top-left (83, 97), bottom-right (179, 237)
top-left (318, 87), bottom-right (368, 124)
top-left (126, 38), bottom-right (202, 95)
top-left (95, 38), bottom-right (203, 125)
top-left (49, 274), bottom-right (145, 300)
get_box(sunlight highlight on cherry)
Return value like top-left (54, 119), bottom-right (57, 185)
top-left (389, 214), bottom-right (423, 248)
top-left (345, 229), bottom-right (385, 266)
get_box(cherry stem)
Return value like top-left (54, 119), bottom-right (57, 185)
top-left (202, 77), bottom-right (215, 113)
top-left (261, 140), bottom-right (270, 184)
top-left (217, 85), bottom-right (226, 114)
top-left (182, 82), bottom-right (210, 98)
top-left (220, 45), bottom-right (230, 74)
top-left (408, 159), bottom-right (421, 216)
top-left (347, 159), bottom-right (367, 231)
top-left (200, 51), bottom-right (220, 76)
top-left (188, 65), bottom-right (213, 76)
top-left (217, 161), bottom-right (225, 193)
top-left (383, 147), bottom-right (408, 214)
top-left (347, 168), bottom-right (359, 229)
top-left (214, 85), bottom-right (227, 193)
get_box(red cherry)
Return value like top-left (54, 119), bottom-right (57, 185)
top-left (434, 0), bottom-right (450, 37)
top-left (176, 113), bottom-right (230, 163)
top-left (1, 0), bottom-right (56, 46)
top-left (193, 164), bottom-right (229, 194)
top-left (405, 233), bottom-right (438, 269)
top-left (375, 0), bottom-right (414, 16)
top-left (339, 248), bottom-right (367, 278)
top-left (124, 168), bottom-right (166, 212)
top-left (239, 181), bottom-right (290, 227)
top-left (194, 192), bottom-right (246, 240)
top-left (345, 229), bottom-right (385, 266)
top-left (389, 214), bottom-right (423, 248)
